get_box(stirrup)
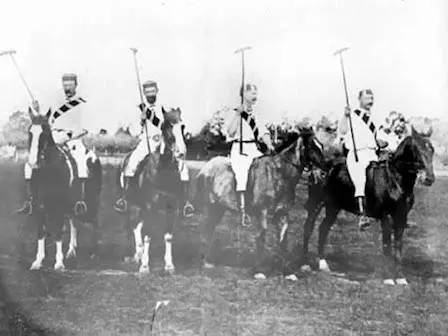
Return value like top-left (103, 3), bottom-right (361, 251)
top-left (240, 212), bottom-right (252, 228)
top-left (74, 200), bottom-right (88, 216)
top-left (15, 200), bottom-right (33, 216)
top-left (358, 215), bottom-right (371, 232)
top-left (183, 203), bottom-right (195, 218)
top-left (114, 198), bottom-right (128, 213)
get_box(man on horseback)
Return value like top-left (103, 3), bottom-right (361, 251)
top-left (226, 83), bottom-right (275, 226)
top-left (338, 89), bottom-right (390, 231)
top-left (17, 73), bottom-right (97, 215)
top-left (114, 80), bottom-right (195, 217)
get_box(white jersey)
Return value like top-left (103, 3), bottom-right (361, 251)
top-left (128, 102), bottom-right (164, 137)
top-left (343, 107), bottom-right (385, 151)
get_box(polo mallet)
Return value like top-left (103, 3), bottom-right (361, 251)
top-left (0, 49), bottom-right (36, 102)
top-left (334, 47), bottom-right (358, 162)
top-left (130, 47), bottom-right (151, 153)
top-left (235, 46), bottom-right (252, 155)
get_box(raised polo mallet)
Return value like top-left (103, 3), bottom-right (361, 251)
top-left (234, 46), bottom-right (252, 155)
top-left (130, 47), bottom-right (150, 152)
top-left (0, 49), bottom-right (35, 102)
top-left (334, 47), bottom-right (358, 162)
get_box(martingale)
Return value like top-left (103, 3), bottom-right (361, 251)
top-left (50, 97), bottom-right (86, 122)
top-left (138, 103), bottom-right (161, 128)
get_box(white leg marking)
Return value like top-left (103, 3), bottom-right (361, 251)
top-left (319, 259), bottom-right (331, 272)
top-left (396, 278), bottom-right (408, 285)
top-left (54, 241), bottom-right (65, 270)
top-left (164, 233), bottom-right (175, 272)
top-left (285, 274), bottom-right (299, 281)
top-left (301, 265), bottom-right (312, 272)
top-left (30, 238), bottom-right (45, 270)
top-left (254, 273), bottom-right (267, 280)
top-left (66, 219), bottom-right (77, 259)
top-left (139, 235), bottom-right (151, 273)
top-left (383, 279), bottom-right (395, 285)
top-left (279, 222), bottom-right (288, 243)
top-left (133, 222), bottom-right (143, 263)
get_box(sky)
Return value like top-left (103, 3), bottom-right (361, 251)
top-left (1, 0), bottom-right (447, 133)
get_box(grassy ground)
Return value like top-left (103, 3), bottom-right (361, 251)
top-left (0, 160), bottom-right (447, 335)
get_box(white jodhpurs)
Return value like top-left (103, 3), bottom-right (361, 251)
top-left (346, 148), bottom-right (378, 197)
top-left (124, 133), bottom-right (162, 177)
top-left (24, 162), bottom-right (33, 179)
top-left (229, 142), bottom-right (263, 192)
top-left (68, 139), bottom-right (98, 179)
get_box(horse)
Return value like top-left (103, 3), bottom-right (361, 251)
top-left (26, 110), bottom-right (102, 271)
top-left (115, 107), bottom-right (187, 273)
top-left (295, 126), bottom-right (435, 285)
top-left (194, 128), bottom-right (325, 279)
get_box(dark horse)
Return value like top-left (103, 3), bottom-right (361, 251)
top-left (195, 129), bottom-right (324, 280)
top-left (116, 108), bottom-right (186, 273)
top-left (27, 110), bottom-right (102, 270)
top-left (295, 126), bottom-right (435, 285)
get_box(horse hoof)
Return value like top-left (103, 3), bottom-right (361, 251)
top-left (319, 259), bottom-right (331, 272)
top-left (300, 265), bottom-right (312, 273)
top-left (139, 265), bottom-right (150, 274)
top-left (66, 249), bottom-right (76, 259)
top-left (254, 273), bottom-right (267, 280)
top-left (30, 262), bottom-right (43, 270)
top-left (54, 263), bottom-right (66, 271)
top-left (383, 279), bottom-right (395, 285)
top-left (396, 278), bottom-right (408, 285)
top-left (164, 267), bottom-right (175, 275)
top-left (285, 274), bottom-right (299, 282)
top-left (203, 262), bottom-right (215, 269)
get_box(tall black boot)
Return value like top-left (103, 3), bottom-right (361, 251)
top-left (181, 181), bottom-right (195, 217)
top-left (16, 179), bottom-right (33, 215)
top-left (114, 176), bottom-right (130, 213)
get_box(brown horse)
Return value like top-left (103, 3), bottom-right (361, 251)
top-left (293, 126), bottom-right (435, 285)
top-left (26, 110), bottom-right (102, 271)
top-left (194, 129), bottom-right (325, 279)
top-left (116, 108), bottom-right (187, 273)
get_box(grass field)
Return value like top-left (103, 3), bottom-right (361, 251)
top-left (0, 159), bottom-right (447, 335)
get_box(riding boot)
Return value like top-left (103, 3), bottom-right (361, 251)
top-left (114, 176), bottom-right (130, 213)
top-left (181, 181), bottom-right (195, 217)
top-left (357, 196), bottom-right (370, 231)
top-left (16, 179), bottom-right (34, 215)
top-left (238, 191), bottom-right (252, 227)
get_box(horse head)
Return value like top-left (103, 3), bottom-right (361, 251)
top-left (27, 108), bottom-right (55, 169)
top-left (392, 125), bottom-right (435, 186)
top-left (161, 106), bottom-right (187, 162)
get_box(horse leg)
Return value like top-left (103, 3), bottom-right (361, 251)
top-left (299, 201), bottom-right (324, 272)
top-left (317, 206), bottom-right (340, 273)
top-left (162, 197), bottom-right (177, 274)
top-left (66, 218), bottom-right (77, 260)
top-left (30, 210), bottom-right (46, 270)
top-left (201, 203), bottom-right (225, 269)
top-left (139, 208), bottom-right (153, 274)
top-left (254, 208), bottom-right (269, 280)
top-left (392, 210), bottom-right (408, 285)
top-left (51, 212), bottom-right (66, 271)
top-left (380, 216), bottom-right (395, 285)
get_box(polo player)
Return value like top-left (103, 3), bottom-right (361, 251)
top-left (114, 80), bottom-right (195, 217)
top-left (226, 83), bottom-right (275, 226)
top-left (17, 73), bottom-right (97, 215)
top-left (338, 89), bottom-right (389, 231)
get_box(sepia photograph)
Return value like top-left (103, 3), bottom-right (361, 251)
top-left (0, 0), bottom-right (447, 334)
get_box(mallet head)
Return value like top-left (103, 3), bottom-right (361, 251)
top-left (0, 49), bottom-right (17, 57)
top-left (234, 46), bottom-right (252, 54)
top-left (333, 47), bottom-right (349, 56)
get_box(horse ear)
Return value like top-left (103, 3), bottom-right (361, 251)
top-left (162, 106), bottom-right (167, 114)
top-left (28, 107), bottom-right (35, 120)
top-left (45, 108), bottom-right (52, 120)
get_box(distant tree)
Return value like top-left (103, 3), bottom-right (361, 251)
top-left (0, 110), bottom-right (30, 149)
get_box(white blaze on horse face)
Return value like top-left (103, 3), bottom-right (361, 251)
top-left (164, 233), bottom-right (174, 271)
top-left (28, 125), bottom-right (43, 167)
top-left (70, 139), bottom-right (88, 179)
top-left (172, 123), bottom-right (187, 158)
